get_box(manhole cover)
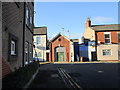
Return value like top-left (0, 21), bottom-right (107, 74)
top-left (51, 74), bottom-right (59, 78)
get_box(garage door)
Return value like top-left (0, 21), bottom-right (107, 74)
top-left (57, 52), bottom-right (64, 62)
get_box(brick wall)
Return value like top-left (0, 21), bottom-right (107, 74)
top-left (111, 31), bottom-right (118, 44)
top-left (96, 31), bottom-right (118, 44)
top-left (2, 57), bottom-right (11, 78)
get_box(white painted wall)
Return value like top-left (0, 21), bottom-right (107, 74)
top-left (70, 41), bottom-right (74, 62)
top-left (97, 44), bottom-right (118, 60)
top-left (88, 41), bottom-right (96, 61)
top-left (33, 35), bottom-right (47, 61)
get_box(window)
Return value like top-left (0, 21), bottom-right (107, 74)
top-left (36, 37), bottom-right (41, 44)
top-left (103, 49), bottom-right (111, 56)
top-left (26, 6), bottom-right (29, 26)
top-left (30, 44), bottom-right (32, 54)
top-left (30, 11), bottom-right (33, 25)
top-left (11, 40), bottom-right (16, 55)
top-left (26, 5), bottom-right (33, 30)
top-left (118, 32), bottom-right (120, 44)
top-left (104, 33), bottom-right (111, 44)
top-left (9, 33), bottom-right (18, 61)
top-left (37, 52), bottom-right (42, 57)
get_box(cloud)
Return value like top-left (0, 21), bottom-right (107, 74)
top-left (92, 16), bottom-right (115, 24)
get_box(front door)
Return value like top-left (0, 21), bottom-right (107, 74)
top-left (91, 52), bottom-right (97, 61)
top-left (57, 52), bottom-right (64, 62)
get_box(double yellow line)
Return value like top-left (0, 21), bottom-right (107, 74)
top-left (57, 68), bottom-right (83, 89)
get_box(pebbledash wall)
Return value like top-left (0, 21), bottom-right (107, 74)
top-left (96, 31), bottom-right (119, 61)
top-left (50, 33), bottom-right (70, 62)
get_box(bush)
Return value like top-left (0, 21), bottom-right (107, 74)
top-left (2, 61), bottom-right (39, 88)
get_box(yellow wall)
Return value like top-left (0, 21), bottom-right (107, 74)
top-left (83, 27), bottom-right (95, 41)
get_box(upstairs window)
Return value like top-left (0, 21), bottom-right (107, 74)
top-left (104, 32), bottom-right (111, 44)
top-left (26, 4), bottom-right (33, 30)
top-left (26, 6), bottom-right (29, 26)
top-left (36, 37), bottom-right (41, 44)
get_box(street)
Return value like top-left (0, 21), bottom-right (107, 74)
top-left (28, 63), bottom-right (119, 89)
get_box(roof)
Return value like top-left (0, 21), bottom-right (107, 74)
top-left (70, 39), bottom-right (79, 42)
top-left (50, 32), bottom-right (70, 42)
top-left (91, 24), bottom-right (120, 31)
top-left (34, 27), bottom-right (47, 35)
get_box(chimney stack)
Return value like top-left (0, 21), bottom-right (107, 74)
top-left (86, 17), bottom-right (91, 28)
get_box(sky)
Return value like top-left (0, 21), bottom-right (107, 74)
top-left (34, 2), bottom-right (118, 39)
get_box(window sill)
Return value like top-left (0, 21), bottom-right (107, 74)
top-left (11, 54), bottom-right (16, 56)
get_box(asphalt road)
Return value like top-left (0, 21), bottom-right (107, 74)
top-left (28, 63), bottom-right (119, 89)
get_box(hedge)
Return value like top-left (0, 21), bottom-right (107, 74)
top-left (2, 61), bottom-right (39, 88)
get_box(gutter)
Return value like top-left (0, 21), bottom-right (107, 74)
top-left (22, 2), bottom-right (26, 67)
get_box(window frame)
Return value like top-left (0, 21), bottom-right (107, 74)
top-left (11, 40), bottom-right (16, 55)
top-left (102, 49), bottom-right (111, 56)
top-left (104, 32), bottom-right (111, 44)
top-left (8, 33), bottom-right (18, 61)
top-left (26, 4), bottom-right (33, 31)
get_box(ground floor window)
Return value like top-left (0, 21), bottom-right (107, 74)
top-left (11, 40), bottom-right (16, 55)
top-left (37, 52), bottom-right (42, 57)
top-left (102, 49), bottom-right (111, 56)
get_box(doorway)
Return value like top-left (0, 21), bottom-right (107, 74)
top-left (57, 52), bottom-right (64, 62)
top-left (91, 52), bottom-right (97, 61)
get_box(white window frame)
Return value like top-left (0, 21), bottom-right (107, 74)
top-left (102, 49), bottom-right (111, 56)
top-left (11, 40), bottom-right (16, 55)
top-left (104, 32), bottom-right (111, 44)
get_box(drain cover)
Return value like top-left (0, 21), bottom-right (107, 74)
top-left (51, 74), bottom-right (59, 78)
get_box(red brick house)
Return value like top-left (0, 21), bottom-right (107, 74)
top-left (93, 25), bottom-right (120, 61)
top-left (49, 33), bottom-right (70, 62)
top-left (83, 18), bottom-right (120, 61)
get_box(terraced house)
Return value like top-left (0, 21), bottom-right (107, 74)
top-left (33, 27), bottom-right (47, 62)
top-left (2, 1), bottom-right (34, 78)
top-left (83, 18), bottom-right (120, 61)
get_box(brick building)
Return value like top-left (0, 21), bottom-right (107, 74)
top-left (83, 18), bottom-right (120, 61)
top-left (2, 2), bottom-right (34, 78)
top-left (50, 33), bottom-right (70, 62)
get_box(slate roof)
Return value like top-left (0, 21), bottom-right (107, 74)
top-left (34, 27), bottom-right (47, 35)
top-left (91, 24), bottom-right (120, 31)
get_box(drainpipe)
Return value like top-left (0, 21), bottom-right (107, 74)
top-left (22, 2), bottom-right (26, 67)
